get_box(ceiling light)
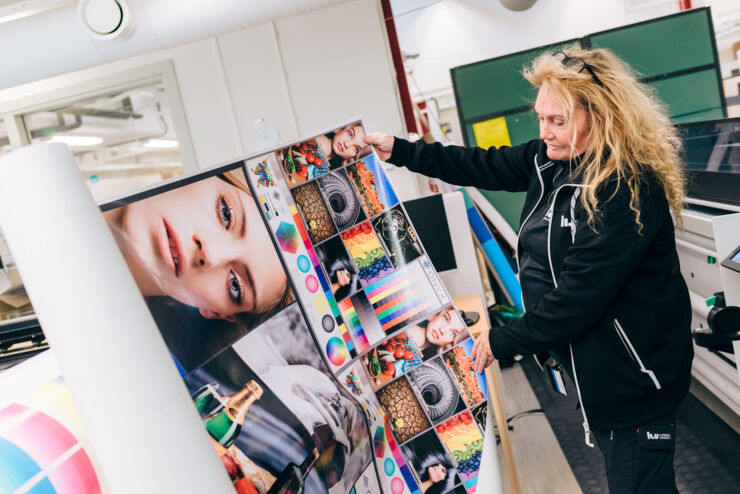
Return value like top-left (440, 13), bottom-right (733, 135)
top-left (144, 139), bottom-right (179, 149)
top-left (49, 135), bottom-right (103, 146)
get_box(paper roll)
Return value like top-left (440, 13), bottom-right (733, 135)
top-left (0, 144), bottom-right (233, 494)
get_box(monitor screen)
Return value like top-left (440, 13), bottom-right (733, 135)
top-left (678, 120), bottom-right (740, 174)
top-left (403, 194), bottom-right (457, 273)
top-left (676, 118), bottom-right (740, 205)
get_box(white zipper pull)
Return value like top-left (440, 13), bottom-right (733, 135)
top-left (583, 421), bottom-right (595, 448)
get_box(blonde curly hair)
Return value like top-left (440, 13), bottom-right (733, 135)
top-left (523, 44), bottom-right (685, 230)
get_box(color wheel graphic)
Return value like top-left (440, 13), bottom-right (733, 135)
top-left (0, 380), bottom-right (103, 494)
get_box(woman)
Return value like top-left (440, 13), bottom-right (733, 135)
top-left (316, 122), bottom-right (373, 169)
top-left (411, 450), bottom-right (457, 494)
top-left (407, 306), bottom-right (470, 360)
top-left (317, 250), bottom-right (361, 301)
top-left (366, 46), bottom-right (693, 493)
top-left (103, 169), bottom-right (294, 369)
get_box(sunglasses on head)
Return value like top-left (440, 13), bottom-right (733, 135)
top-left (553, 51), bottom-right (604, 87)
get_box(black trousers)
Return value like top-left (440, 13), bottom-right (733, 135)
top-left (592, 414), bottom-right (679, 494)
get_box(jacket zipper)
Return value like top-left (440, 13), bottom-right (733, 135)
top-left (545, 182), bottom-right (594, 447)
top-left (613, 319), bottom-right (662, 390)
top-left (515, 154), bottom-right (549, 308)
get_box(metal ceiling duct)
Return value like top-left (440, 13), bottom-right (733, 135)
top-left (0, 0), bottom-right (353, 90)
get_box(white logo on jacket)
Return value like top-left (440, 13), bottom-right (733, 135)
top-left (647, 432), bottom-right (672, 440)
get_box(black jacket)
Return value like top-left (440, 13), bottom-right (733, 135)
top-left (388, 137), bottom-right (693, 434)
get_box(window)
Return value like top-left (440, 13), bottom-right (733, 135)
top-left (24, 81), bottom-right (186, 201)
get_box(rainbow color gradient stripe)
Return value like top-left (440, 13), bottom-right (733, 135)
top-left (289, 205), bottom-right (356, 357)
top-left (311, 246), bottom-right (355, 357)
top-left (381, 410), bottom-right (419, 494)
top-left (329, 301), bottom-right (355, 356)
top-left (465, 477), bottom-right (478, 492)
top-left (365, 262), bottom-right (439, 333)
top-left (338, 297), bottom-right (370, 352)
top-left (0, 402), bottom-right (101, 494)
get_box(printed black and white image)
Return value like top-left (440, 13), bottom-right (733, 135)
top-left (315, 236), bottom-right (361, 301)
top-left (318, 169), bottom-right (367, 231)
top-left (471, 402), bottom-right (488, 432)
top-left (231, 304), bottom-right (372, 493)
top-left (408, 357), bottom-right (466, 425)
top-left (401, 429), bottom-right (460, 494)
top-left (372, 205), bottom-right (423, 268)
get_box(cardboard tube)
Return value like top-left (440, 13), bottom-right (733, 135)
top-left (0, 144), bottom-right (233, 493)
top-left (486, 362), bottom-right (522, 494)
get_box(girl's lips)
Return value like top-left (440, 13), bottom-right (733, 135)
top-left (158, 219), bottom-right (185, 276)
top-left (431, 328), bottom-right (439, 342)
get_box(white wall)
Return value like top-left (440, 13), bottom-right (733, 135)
top-left (390, 0), bottom-right (740, 98)
top-left (0, 0), bottom-right (404, 170)
top-left (391, 0), bottom-right (681, 100)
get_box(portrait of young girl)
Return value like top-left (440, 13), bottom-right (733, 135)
top-left (406, 306), bottom-right (471, 361)
top-left (102, 166), bottom-right (294, 371)
top-left (316, 121), bottom-right (373, 169)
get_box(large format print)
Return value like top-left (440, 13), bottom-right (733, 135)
top-left (185, 304), bottom-right (372, 494)
top-left (242, 121), bottom-right (488, 494)
top-left (102, 167), bottom-right (295, 372)
top-left (97, 119), bottom-right (489, 494)
top-left (234, 305), bottom-right (372, 493)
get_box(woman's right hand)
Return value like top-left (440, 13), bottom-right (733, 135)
top-left (364, 132), bottom-right (394, 161)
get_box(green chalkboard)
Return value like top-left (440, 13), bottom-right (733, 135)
top-left (451, 8), bottom-right (725, 231)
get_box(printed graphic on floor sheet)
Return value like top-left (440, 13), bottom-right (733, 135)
top-left (0, 378), bottom-right (108, 494)
top-left (95, 119), bottom-right (488, 493)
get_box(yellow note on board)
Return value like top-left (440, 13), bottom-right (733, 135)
top-left (472, 117), bottom-right (512, 149)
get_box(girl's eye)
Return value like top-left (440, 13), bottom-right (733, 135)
top-left (216, 195), bottom-right (234, 230)
top-left (228, 270), bottom-right (243, 305)
top-left (348, 128), bottom-right (354, 137)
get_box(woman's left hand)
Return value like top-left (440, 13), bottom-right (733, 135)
top-left (472, 328), bottom-right (494, 374)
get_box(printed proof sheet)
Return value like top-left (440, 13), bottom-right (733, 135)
top-left (1, 120), bottom-right (489, 494)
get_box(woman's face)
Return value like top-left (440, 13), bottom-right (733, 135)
top-left (107, 175), bottom-right (286, 320)
top-left (332, 125), bottom-right (367, 160)
top-left (336, 268), bottom-right (351, 286)
top-left (426, 308), bottom-right (464, 347)
top-left (427, 464), bottom-right (447, 483)
top-left (535, 87), bottom-right (591, 161)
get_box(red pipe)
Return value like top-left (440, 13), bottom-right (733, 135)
top-left (379, 0), bottom-right (418, 134)
top-left (678, 0), bottom-right (691, 11)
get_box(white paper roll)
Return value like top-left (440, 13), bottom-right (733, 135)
top-left (0, 144), bottom-right (233, 494)
top-left (478, 390), bottom-right (504, 493)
